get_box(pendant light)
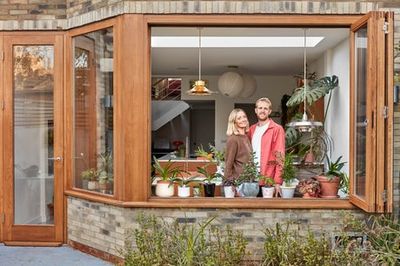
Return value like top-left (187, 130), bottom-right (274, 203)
top-left (287, 29), bottom-right (322, 132)
top-left (187, 27), bottom-right (216, 95)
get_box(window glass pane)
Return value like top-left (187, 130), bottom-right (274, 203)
top-left (73, 27), bottom-right (114, 195)
top-left (354, 26), bottom-right (367, 198)
top-left (14, 45), bottom-right (55, 224)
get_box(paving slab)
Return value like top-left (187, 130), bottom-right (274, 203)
top-left (0, 244), bottom-right (112, 266)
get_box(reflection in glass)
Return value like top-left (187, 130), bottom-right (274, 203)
top-left (13, 45), bottom-right (55, 224)
top-left (354, 27), bottom-right (367, 198)
top-left (73, 28), bottom-right (114, 195)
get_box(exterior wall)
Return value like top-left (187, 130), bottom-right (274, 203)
top-left (1, 0), bottom-right (399, 259)
top-left (68, 197), bottom-right (367, 259)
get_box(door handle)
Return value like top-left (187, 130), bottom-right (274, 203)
top-left (48, 156), bottom-right (63, 161)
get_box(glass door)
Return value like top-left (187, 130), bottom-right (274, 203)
top-left (349, 12), bottom-right (393, 213)
top-left (3, 34), bottom-right (64, 243)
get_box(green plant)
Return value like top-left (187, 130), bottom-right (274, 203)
top-left (152, 156), bottom-right (183, 182)
top-left (259, 175), bottom-right (275, 187)
top-left (196, 164), bottom-right (221, 184)
top-left (195, 144), bottom-right (225, 166)
top-left (277, 152), bottom-right (296, 186)
top-left (262, 222), bottom-right (370, 266)
top-left (80, 168), bottom-right (98, 181)
top-left (236, 152), bottom-right (259, 185)
top-left (325, 156), bottom-right (346, 180)
top-left (339, 172), bottom-right (349, 194)
top-left (174, 176), bottom-right (200, 187)
top-left (122, 214), bottom-right (248, 266)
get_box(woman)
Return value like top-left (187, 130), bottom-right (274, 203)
top-left (224, 108), bottom-right (252, 183)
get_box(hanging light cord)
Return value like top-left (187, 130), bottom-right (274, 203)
top-left (198, 27), bottom-right (202, 80)
top-left (303, 28), bottom-right (308, 120)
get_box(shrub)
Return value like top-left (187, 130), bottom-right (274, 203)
top-left (122, 214), bottom-right (248, 266)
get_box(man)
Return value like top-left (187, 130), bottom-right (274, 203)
top-left (248, 97), bottom-right (285, 196)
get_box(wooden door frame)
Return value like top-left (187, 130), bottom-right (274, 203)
top-left (2, 32), bottom-right (65, 245)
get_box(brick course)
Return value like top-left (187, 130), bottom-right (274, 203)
top-left (68, 196), bottom-right (367, 259)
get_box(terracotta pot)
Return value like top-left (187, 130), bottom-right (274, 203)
top-left (156, 181), bottom-right (174, 197)
top-left (316, 175), bottom-right (340, 198)
top-left (302, 192), bottom-right (318, 198)
top-left (304, 152), bottom-right (315, 164)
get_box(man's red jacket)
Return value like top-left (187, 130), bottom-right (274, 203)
top-left (248, 120), bottom-right (285, 185)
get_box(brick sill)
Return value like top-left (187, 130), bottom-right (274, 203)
top-left (65, 190), bottom-right (354, 209)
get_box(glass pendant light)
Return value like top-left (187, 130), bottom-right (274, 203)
top-left (287, 29), bottom-right (322, 132)
top-left (187, 28), bottom-right (216, 95)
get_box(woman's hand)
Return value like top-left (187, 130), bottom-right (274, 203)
top-left (274, 184), bottom-right (281, 197)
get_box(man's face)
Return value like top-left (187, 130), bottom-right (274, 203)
top-left (255, 101), bottom-right (272, 121)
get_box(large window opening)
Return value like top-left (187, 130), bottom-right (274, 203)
top-left (150, 26), bottom-right (350, 199)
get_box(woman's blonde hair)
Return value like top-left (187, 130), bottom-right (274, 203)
top-left (226, 108), bottom-right (249, 136)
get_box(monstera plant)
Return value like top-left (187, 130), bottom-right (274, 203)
top-left (285, 75), bottom-right (339, 164)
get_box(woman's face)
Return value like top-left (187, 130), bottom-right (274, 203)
top-left (235, 111), bottom-right (248, 129)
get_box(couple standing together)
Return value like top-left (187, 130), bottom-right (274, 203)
top-left (224, 97), bottom-right (285, 196)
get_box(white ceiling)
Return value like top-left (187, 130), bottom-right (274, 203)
top-left (151, 27), bottom-right (349, 76)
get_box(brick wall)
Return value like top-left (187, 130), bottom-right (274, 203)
top-left (0, 0), bottom-right (66, 20)
top-left (67, 196), bottom-right (367, 259)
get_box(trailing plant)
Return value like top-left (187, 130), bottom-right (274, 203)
top-left (122, 213), bottom-right (248, 266)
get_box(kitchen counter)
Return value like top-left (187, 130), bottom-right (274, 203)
top-left (157, 152), bottom-right (210, 162)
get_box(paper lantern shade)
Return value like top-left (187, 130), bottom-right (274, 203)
top-left (218, 71), bottom-right (244, 98)
top-left (239, 73), bottom-right (257, 98)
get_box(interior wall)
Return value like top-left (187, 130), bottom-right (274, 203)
top-left (180, 75), bottom-right (296, 151)
top-left (309, 37), bottom-right (350, 174)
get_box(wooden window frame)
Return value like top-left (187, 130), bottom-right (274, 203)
top-left (64, 13), bottom-right (392, 211)
top-left (65, 18), bottom-right (121, 201)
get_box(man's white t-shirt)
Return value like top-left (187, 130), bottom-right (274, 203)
top-left (252, 121), bottom-right (270, 171)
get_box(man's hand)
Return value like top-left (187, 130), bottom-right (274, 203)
top-left (274, 184), bottom-right (281, 197)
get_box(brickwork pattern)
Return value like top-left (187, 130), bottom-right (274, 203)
top-left (68, 196), bottom-right (367, 259)
top-left (0, 0), bottom-right (66, 20)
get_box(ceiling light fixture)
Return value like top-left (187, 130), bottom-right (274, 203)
top-left (287, 29), bottom-right (322, 132)
top-left (187, 28), bottom-right (216, 96)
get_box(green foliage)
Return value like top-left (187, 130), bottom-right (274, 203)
top-left (237, 152), bottom-right (259, 184)
top-left (278, 152), bottom-right (296, 186)
top-left (80, 168), bottom-right (98, 181)
top-left (122, 214), bottom-right (248, 266)
top-left (174, 176), bottom-right (201, 187)
top-left (339, 172), bottom-right (349, 194)
top-left (262, 222), bottom-right (369, 266)
top-left (196, 163), bottom-right (222, 184)
top-left (343, 214), bottom-right (400, 265)
top-left (98, 152), bottom-right (113, 183)
top-left (325, 156), bottom-right (346, 180)
top-left (153, 156), bottom-right (184, 182)
top-left (286, 75), bottom-right (339, 108)
top-left (259, 175), bottom-right (275, 187)
top-left (195, 144), bottom-right (225, 165)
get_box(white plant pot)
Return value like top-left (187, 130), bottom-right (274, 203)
top-left (224, 186), bottom-right (236, 198)
top-left (88, 181), bottom-right (98, 190)
top-left (262, 187), bottom-right (275, 198)
top-left (178, 186), bottom-right (190, 197)
top-left (281, 187), bottom-right (296, 198)
top-left (155, 181), bottom-right (174, 197)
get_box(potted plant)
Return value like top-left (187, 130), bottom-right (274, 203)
top-left (195, 144), bottom-right (225, 175)
top-left (298, 177), bottom-right (320, 198)
top-left (259, 175), bottom-right (275, 198)
top-left (221, 178), bottom-right (236, 198)
top-left (338, 172), bottom-right (349, 198)
top-left (279, 152), bottom-right (298, 198)
top-left (316, 156), bottom-right (346, 198)
top-left (152, 156), bottom-right (183, 197)
top-left (237, 153), bottom-right (259, 198)
top-left (197, 164), bottom-right (220, 197)
top-left (174, 176), bottom-right (200, 198)
top-left (97, 152), bottom-right (114, 193)
top-left (81, 168), bottom-right (99, 190)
